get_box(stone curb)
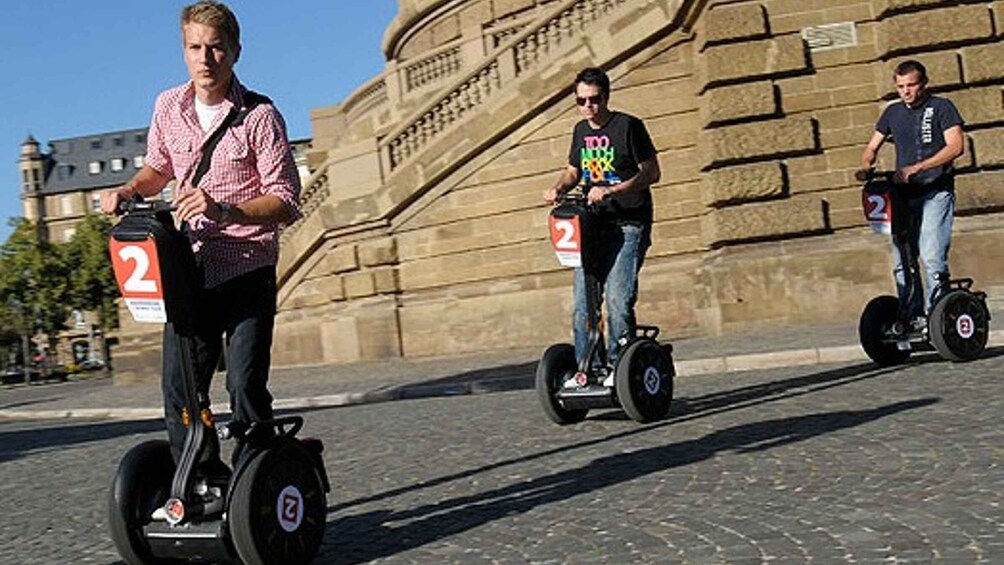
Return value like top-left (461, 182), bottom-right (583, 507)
top-left (2, 330), bottom-right (1001, 423)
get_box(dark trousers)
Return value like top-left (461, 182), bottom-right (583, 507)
top-left (161, 266), bottom-right (277, 464)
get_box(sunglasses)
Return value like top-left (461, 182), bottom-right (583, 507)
top-left (575, 94), bottom-right (604, 106)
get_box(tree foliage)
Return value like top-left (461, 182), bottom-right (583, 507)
top-left (0, 215), bottom-right (119, 359)
top-left (63, 213), bottom-right (119, 334)
top-left (0, 218), bottom-right (70, 343)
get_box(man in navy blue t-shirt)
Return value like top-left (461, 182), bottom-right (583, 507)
top-left (858, 60), bottom-right (964, 321)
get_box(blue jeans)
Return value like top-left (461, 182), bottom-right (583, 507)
top-left (573, 222), bottom-right (651, 367)
top-left (891, 189), bottom-right (954, 318)
top-left (162, 266), bottom-right (277, 465)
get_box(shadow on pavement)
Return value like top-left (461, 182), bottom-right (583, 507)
top-left (328, 360), bottom-right (902, 515)
top-left (0, 419), bottom-right (164, 464)
top-left (324, 397), bottom-right (938, 564)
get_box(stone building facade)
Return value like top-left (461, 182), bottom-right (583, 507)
top-left (109, 0), bottom-right (1004, 380)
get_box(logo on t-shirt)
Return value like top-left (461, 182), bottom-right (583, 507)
top-left (921, 107), bottom-right (934, 144)
top-left (580, 135), bottom-right (621, 184)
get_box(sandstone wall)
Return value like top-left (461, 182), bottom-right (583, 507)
top-left (273, 0), bottom-right (1004, 366)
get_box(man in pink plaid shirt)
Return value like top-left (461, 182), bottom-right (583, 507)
top-left (101, 1), bottom-right (301, 476)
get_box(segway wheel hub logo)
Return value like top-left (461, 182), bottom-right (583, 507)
top-left (956, 314), bottom-right (975, 339)
top-left (164, 498), bottom-right (185, 525)
top-left (277, 486), bottom-right (304, 532)
top-left (643, 367), bottom-right (661, 395)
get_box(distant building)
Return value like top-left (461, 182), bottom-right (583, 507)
top-left (19, 129), bottom-right (156, 243)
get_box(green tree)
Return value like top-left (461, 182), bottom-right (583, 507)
top-left (0, 218), bottom-right (70, 361)
top-left (64, 213), bottom-right (119, 337)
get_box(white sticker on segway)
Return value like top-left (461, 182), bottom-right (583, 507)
top-left (276, 485), bottom-right (304, 533)
top-left (643, 366), bottom-right (662, 395)
top-left (861, 190), bottom-right (892, 235)
top-left (549, 216), bottom-right (582, 268)
top-left (956, 314), bottom-right (975, 339)
top-left (109, 237), bottom-right (168, 323)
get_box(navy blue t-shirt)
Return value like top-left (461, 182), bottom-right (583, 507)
top-left (875, 95), bottom-right (964, 187)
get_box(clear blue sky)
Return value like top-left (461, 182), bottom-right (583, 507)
top-left (0, 0), bottom-right (399, 241)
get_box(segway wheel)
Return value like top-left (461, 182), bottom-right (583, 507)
top-left (535, 343), bottom-right (588, 425)
top-left (229, 439), bottom-right (327, 565)
top-left (108, 440), bottom-right (175, 565)
top-left (859, 295), bottom-right (910, 366)
top-left (614, 339), bottom-right (674, 423)
top-left (929, 290), bottom-right (990, 362)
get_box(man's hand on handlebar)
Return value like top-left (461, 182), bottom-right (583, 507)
top-left (854, 168), bottom-right (874, 183)
top-left (586, 186), bottom-right (609, 205)
top-left (100, 185), bottom-right (135, 215)
top-left (543, 186), bottom-right (562, 205)
top-left (175, 186), bottom-right (223, 223)
top-left (894, 163), bottom-right (923, 185)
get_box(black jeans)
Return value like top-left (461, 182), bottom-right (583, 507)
top-left (161, 266), bottom-right (277, 465)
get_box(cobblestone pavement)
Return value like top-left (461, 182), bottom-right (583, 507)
top-left (2, 349), bottom-right (1002, 564)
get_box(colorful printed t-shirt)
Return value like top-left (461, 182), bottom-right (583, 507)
top-left (567, 111), bottom-right (657, 224)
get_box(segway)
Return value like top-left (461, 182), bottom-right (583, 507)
top-left (107, 198), bottom-right (329, 565)
top-left (536, 189), bottom-right (675, 424)
top-left (858, 171), bottom-right (990, 365)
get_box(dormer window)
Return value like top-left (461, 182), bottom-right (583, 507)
top-left (90, 138), bottom-right (102, 150)
top-left (57, 164), bottom-right (73, 180)
top-left (88, 161), bottom-right (102, 175)
top-left (134, 155), bottom-right (145, 169)
top-left (110, 158), bottom-right (126, 172)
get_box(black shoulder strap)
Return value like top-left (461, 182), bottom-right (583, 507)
top-left (190, 91), bottom-right (272, 188)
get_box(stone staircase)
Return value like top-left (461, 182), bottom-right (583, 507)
top-left (278, 0), bottom-right (693, 297)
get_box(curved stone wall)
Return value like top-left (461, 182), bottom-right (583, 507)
top-left (273, 0), bottom-right (1004, 367)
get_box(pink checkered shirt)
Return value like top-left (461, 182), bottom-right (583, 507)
top-left (145, 76), bottom-right (302, 288)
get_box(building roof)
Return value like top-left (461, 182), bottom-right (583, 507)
top-left (42, 127), bottom-right (149, 195)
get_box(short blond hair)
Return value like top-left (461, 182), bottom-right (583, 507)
top-left (181, 1), bottom-right (240, 50)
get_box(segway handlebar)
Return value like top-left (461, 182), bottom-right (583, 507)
top-left (554, 184), bottom-right (609, 206)
top-left (115, 196), bottom-right (175, 216)
top-left (857, 169), bottom-right (896, 193)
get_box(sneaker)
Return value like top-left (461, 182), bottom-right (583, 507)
top-left (151, 506), bottom-right (169, 521)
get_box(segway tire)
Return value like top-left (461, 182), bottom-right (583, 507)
top-left (229, 439), bottom-right (327, 565)
top-left (108, 440), bottom-right (175, 565)
top-left (929, 289), bottom-right (989, 362)
top-left (859, 295), bottom-right (910, 366)
top-left (615, 339), bottom-right (674, 423)
top-left (535, 343), bottom-right (588, 425)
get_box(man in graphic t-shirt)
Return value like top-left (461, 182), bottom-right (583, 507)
top-left (543, 67), bottom-right (661, 367)
top-left (858, 60), bottom-right (964, 322)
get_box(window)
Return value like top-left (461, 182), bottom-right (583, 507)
top-left (22, 170), bottom-right (29, 185)
top-left (88, 161), bottom-right (102, 174)
top-left (133, 155), bottom-right (145, 169)
top-left (61, 195), bottom-right (74, 216)
top-left (57, 164), bottom-right (73, 181)
top-left (90, 138), bottom-right (102, 150)
top-left (110, 158), bottom-right (126, 172)
top-left (91, 193), bottom-right (102, 212)
top-left (135, 133), bottom-right (146, 144)
top-left (62, 228), bottom-right (76, 242)
top-left (113, 136), bottom-right (124, 147)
